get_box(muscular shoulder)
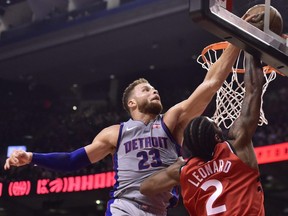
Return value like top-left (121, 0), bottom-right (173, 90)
top-left (85, 124), bottom-right (121, 163)
top-left (94, 124), bottom-right (120, 148)
top-left (162, 109), bottom-right (185, 144)
top-left (102, 124), bottom-right (121, 133)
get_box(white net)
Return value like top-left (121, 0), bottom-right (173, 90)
top-left (197, 42), bottom-right (278, 129)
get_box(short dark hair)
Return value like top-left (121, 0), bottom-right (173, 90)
top-left (122, 78), bottom-right (149, 114)
top-left (183, 116), bottom-right (217, 161)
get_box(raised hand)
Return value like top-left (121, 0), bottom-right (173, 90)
top-left (4, 150), bottom-right (32, 170)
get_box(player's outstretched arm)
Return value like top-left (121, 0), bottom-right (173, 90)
top-left (228, 52), bottom-right (264, 168)
top-left (4, 125), bottom-right (119, 172)
top-left (4, 147), bottom-right (91, 172)
top-left (140, 158), bottom-right (185, 195)
top-left (164, 14), bottom-right (260, 145)
top-left (164, 42), bottom-right (240, 143)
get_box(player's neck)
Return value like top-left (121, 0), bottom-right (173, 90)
top-left (131, 112), bottom-right (158, 125)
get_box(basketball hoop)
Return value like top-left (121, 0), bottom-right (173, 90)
top-left (197, 41), bottom-right (283, 129)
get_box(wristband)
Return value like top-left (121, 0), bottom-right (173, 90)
top-left (31, 147), bottom-right (91, 172)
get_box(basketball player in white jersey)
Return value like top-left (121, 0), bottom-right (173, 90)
top-left (4, 13), bottom-right (259, 216)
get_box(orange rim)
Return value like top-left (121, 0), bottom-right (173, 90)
top-left (201, 41), bottom-right (285, 76)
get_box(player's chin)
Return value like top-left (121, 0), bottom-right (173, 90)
top-left (148, 103), bottom-right (163, 115)
top-left (151, 99), bottom-right (161, 105)
top-left (152, 100), bottom-right (162, 108)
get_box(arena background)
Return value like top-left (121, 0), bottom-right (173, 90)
top-left (0, 0), bottom-right (287, 215)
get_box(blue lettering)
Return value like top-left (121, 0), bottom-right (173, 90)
top-left (159, 137), bottom-right (168, 149)
top-left (152, 137), bottom-right (158, 147)
top-left (138, 138), bottom-right (144, 149)
top-left (124, 141), bottom-right (131, 153)
top-left (145, 137), bottom-right (152, 148)
top-left (132, 139), bottom-right (138, 151)
top-left (124, 137), bottom-right (169, 154)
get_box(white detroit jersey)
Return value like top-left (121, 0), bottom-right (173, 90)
top-left (110, 115), bottom-right (181, 213)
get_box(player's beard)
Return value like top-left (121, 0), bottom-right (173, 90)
top-left (138, 100), bottom-right (163, 115)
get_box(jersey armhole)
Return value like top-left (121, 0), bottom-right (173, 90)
top-left (226, 141), bottom-right (238, 156)
top-left (160, 115), bottom-right (182, 156)
top-left (115, 123), bottom-right (124, 152)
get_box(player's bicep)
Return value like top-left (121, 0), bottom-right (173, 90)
top-left (228, 119), bottom-right (252, 155)
top-left (164, 82), bottom-right (214, 133)
top-left (85, 125), bottom-right (119, 163)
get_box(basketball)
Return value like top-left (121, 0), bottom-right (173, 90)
top-left (245, 4), bottom-right (283, 35)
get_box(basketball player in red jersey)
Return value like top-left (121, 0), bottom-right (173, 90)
top-left (140, 52), bottom-right (265, 216)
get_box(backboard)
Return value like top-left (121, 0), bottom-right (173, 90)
top-left (189, 0), bottom-right (288, 76)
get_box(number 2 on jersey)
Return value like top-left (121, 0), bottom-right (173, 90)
top-left (137, 149), bottom-right (162, 170)
top-left (201, 179), bottom-right (227, 215)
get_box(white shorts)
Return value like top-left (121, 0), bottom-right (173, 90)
top-left (106, 198), bottom-right (167, 216)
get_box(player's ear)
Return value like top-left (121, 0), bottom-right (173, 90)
top-left (128, 99), bottom-right (137, 109)
top-left (215, 133), bottom-right (222, 143)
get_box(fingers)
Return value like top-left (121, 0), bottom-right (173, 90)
top-left (241, 13), bottom-right (265, 31)
top-left (241, 13), bottom-right (249, 20)
top-left (4, 157), bottom-right (19, 170)
top-left (4, 156), bottom-right (18, 170)
top-left (241, 13), bottom-right (251, 20)
top-left (243, 13), bottom-right (259, 22)
top-left (13, 150), bottom-right (23, 159)
top-left (10, 151), bottom-right (20, 164)
top-left (4, 158), bottom-right (11, 170)
top-left (249, 12), bottom-right (265, 23)
top-left (3, 150), bottom-right (25, 170)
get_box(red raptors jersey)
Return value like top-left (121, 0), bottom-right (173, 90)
top-left (180, 142), bottom-right (265, 216)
